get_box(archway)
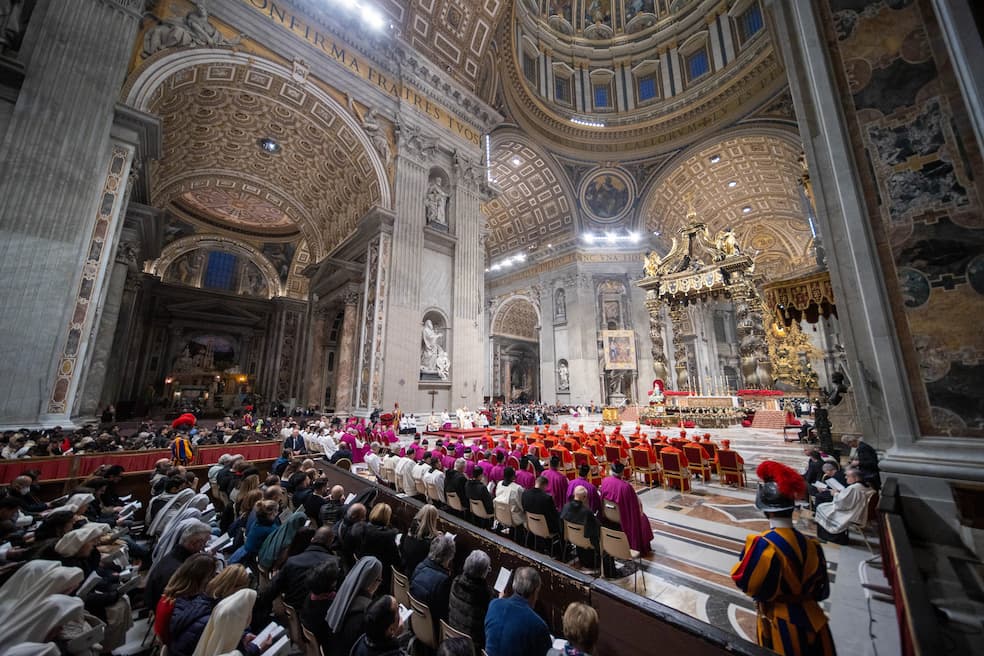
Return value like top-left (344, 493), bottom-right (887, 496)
top-left (490, 296), bottom-right (541, 403)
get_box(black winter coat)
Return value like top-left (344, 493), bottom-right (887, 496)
top-left (448, 573), bottom-right (493, 647)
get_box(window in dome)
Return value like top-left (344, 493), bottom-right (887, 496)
top-left (737, 3), bottom-right (764, 44)
top-left (555, 76), bottom-right (572, 105)
top-left (686, 49), bottom-right (710, 83)
top-left (523, 53), bottom-right (538, 85)
top-left (203, 251), bottom-right (237, 291)
top-left (593, 83), bottom-right (612, 110)
top-left (637, 74), bottom-right (658, 103)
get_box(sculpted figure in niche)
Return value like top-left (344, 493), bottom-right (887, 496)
top-left (143, 1), bottom-right (242, 58)
top-left (421, 319), bottom-right (450, 380)
top-left (555, 288), bottom-right (566, 322)
top-left (425, 179), bottom-right (449, 227)
top-left (0, 0), bottom-right (30, 53)
top-left (558, 362), bottom-right (570, 391)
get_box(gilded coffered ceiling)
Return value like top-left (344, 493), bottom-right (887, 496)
top-left (482, 137), bottom-right (576, 258)
top-left (148, 61), bottom-right (384, 259)
top-left (378, 0), bottom-right (509, 92)
top-left (643, 132), bottom-right (815, 279)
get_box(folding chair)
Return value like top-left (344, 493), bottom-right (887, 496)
top-left (408, 593), bottom-right (438, 649)
top-left (850, 489), bottom-right (880, 554)
top-left (469, 498), bottom-right (493, 529)
top-left (301, 626), bottom-right (324, 656)
top-left (333, 458), bottom-right (352, 471)
top-left (446, 491), bottom-right (466, 516)
top-left (602, 499), bottom-right (621, 527)
top-left (493, 500), bottom-right (522, 538)
top-left (440, 619), bottom-right (472, 643)
top-left (525, 511), bottom-right (560, 558)
top-left (391, 565), bottom-right (411, 609)
top-left (564, 519), bottom-right (600, 572)
top-left (601, 526), bottom-right (646, 593)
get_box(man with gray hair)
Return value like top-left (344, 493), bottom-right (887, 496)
top-left (814, 466), bottom-right (873, 545)
top-left (449, 550), bottom-right (494, 648)
top-left (144, 519), bottom-right (211, 609)
top-left (410, 533), bottom-right (456, 630)
top-left (443, 457), bottom-right (468, 514)
top-left (484, 566), bottom-right (551, 656)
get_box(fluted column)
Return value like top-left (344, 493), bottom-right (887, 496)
top-left (0, 0), bottom-right (143, 427)
top-left (450, 157), bottom-right (486, 407)
top-left (103, 270), bottom-right (143, 407)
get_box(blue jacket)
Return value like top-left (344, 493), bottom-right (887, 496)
top-left (484, 595), bottom-right (551, 656)
top-left (410, 558), bottom-right (452, 624)
top-left (168, 593), bottom-right (215, 656)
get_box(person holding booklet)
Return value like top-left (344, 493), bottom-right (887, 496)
top-left (808, 461), bottom-right (847, 508)
top-left (814, 467), bottom-right (873, 545)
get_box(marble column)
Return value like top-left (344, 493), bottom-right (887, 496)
top-left (102, 270), bottom-right (143, 408)
top-left (305, 308), bottom-right (330, 409)
top-left (450, 157), bottom-right (487, 408)
top-left (0, 0), bottom-right (143, 427)
top-left (334, 291), bottom-right (360, 412)
top-left (76, 241), bottom-right (137, 419)
top-left (502, 358), bottom-right (512, 402)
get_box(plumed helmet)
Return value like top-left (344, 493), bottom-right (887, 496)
top-left (754, 461), bottom-right (806, 513)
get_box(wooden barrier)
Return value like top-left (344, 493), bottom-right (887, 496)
top-left (1, 440), bottom-right (283, 485)
top-left (314, 463), bottom-right (770, 656)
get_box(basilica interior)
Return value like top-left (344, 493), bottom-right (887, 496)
top-left (1, 0), bottom-right (983, 653)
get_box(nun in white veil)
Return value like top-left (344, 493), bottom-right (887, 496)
top-left (0, 643), bottom-right (61, 656)
top-left (191, 588), bottom-right (257, 656)
top-left (3, 594), bottom-right (85, 644)
top-left (149, 488), bottom-right (196, 536)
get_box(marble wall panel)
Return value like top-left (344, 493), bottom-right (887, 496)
top-left (822, 0), bottom-right (984, 433)
top-left (419, 250), bottom-right (453, 315)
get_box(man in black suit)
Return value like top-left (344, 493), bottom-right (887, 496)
top-left (561, 485), bottom-right (600, 568)
top-left (329, 443), bottom-right (353, 464)
top-left (843, 435), bottom-right (880, 490)
top-left (284, 426), bottom-right (306, 455)
top-left (465, 465), bottom-right (494, 526)
top-left (521, 475), bottom-right (561, 535)
top-left (443, 457), bottom-right (468, 514)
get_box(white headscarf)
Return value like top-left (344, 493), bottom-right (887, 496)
top-left (192, 588), bottom-right (256, 656)
top-left (0, 643), bottom-right (61, 656)
top-left (0, 560), bottom-right (61, 619)
top-left (55, 522), bottom-right (110, 557)
top-left (147, 513), bottom-right (205, 582)
top-left (3, 594), bottom-right (84, 644)
top-left (0, 564), bottom-right (83, 632)
top-left (149, 488), bottom-right (196, 536)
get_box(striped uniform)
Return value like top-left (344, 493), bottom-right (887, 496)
top-left (731, 527), bottom-right (836, 656)
top-left (170, 436), bottom-right (194, 465)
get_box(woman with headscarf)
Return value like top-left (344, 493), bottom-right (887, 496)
top-left (3, 594), bottom-right (85, 645)
top-left (191, 588), bottom-right (260, 656)
top-left (323, 556), bottom-right (384, 656)
top-left (149, 488), bottom-right (196, 537)
top-left (55, 523), bottom-right (133, 652)
top-left (0, 560), bottom-right (82, 627)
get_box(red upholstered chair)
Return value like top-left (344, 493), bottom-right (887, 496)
top-left (549, 448), bottom-right (576, 480)
top-left (629, 448), bottom-right (660, 488)
top-left (659, 450), bottom-right (691, 493)
top-left (543, 438), bottom-right (556, 449)
top-left (716, 450), bottom-right (747, 487)
top-left (683, 445), bottom-right (713, 483)
top-left (604, 445), bottom-right (625, 467)
top-left (506, 455), bottom-right (520, 470)
top-left (702, 442), bottom-right (717, 459)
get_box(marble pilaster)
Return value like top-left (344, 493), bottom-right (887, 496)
top-left (0, 0), bottom-right (143, 427)
top-left (334, 291), bottom-right (360, 412)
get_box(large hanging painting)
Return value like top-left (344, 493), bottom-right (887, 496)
top-left (602, 330), bottom-right (636, 370)
top-left (580, 168), bottom-right (634, 222)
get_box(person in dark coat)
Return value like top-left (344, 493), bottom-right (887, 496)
top-left (465, 465), bottom-right (494, 518)
top-left (349, 595), bottom-right (405, 656)
top-left (561, 485), bottom-right (600, 568)
top-left (144, 521), bottom-right (211, 609)
top-left (399, 505), bottom-right (439, 578)
top-left (484, 567), bottom-right (551, 656)
top-left (843, 434), bottom-right (880, 490)
top-left (330, 444), bottom-right (354, 464)
top-left (168, 592), bottom-right (216, 656)
top-left (324, 557), bottom-right (384, 656)
top-left (304, 479), bottom-right (329, 524)
top-left (354, 503), bottom-right (401, 594)
top-left (522, 475), bottom-right (561, 534)
top-left (801, 448), bottom-right (824, 487)
top-left (410, 534), bottom-right (456, 634)
top-left (264, 526), bottom-right (340, 609)
top-left (448, 550), bottom-right (494, 649)
top-left (443, 458), bottom-right (468, 514)
top-left (336, 503), bottom-right (367, 570)
top-left (319, 485), bottom-right (347, 527)
top-left (300, 559), bottom-right (343, 650)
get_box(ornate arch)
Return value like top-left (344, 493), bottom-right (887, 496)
top-left (152, 234), bottom-right (285, 298)
top-left (124, 50), bottom-right (392, 261)
top-left (490, 294), bottom-right (541, 341)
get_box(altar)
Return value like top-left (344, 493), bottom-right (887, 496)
top-left (642, 394), bottom-right (743, 428)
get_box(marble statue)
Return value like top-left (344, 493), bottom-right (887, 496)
top-left (420, 319), bottom-right (450, 380)
top-left (558, 361), bottom-right (570, 391)
top-left (143, 1), bottom-right (242, 58)
top-left (425, 179), bottom-right (449, 227)
top-left (361, 108), bottom-right (391, 167)
top-left (555, 288), bottom-right (566, 322)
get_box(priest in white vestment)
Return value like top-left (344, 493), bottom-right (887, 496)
top-left (814, 467), bottom-right (873, 544)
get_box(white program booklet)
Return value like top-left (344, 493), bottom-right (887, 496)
top-left (398, 603), bottom-right (413, 625)
top-left (344, 493), bottom-right (357, 505)
top-left (493, 567), bottom-right (511, 593)
top-left (826, 478), bottom-right (845, 492)
top-left (251, 622), bottom-right (286, 649)
top-left (260, 634), bottom-right (291, 656)
top-left (199, 483), bottom-right (211, 496)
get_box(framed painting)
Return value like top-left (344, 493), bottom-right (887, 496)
top-left (602, 330), bottom-right (636, 370)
